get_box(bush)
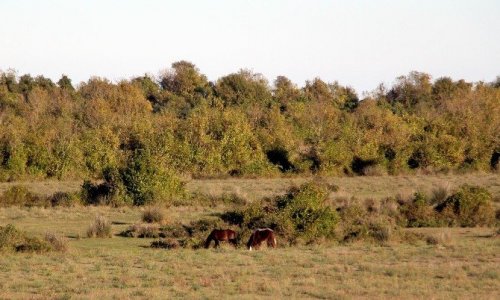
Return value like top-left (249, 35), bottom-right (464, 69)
top-left (425, 231), bottom-right (454, 246)
top-left (15, 236), bottom-right (53, 253)
top-left (0, 224), bottom-right (53, 253)
top-left (87, 215), bottom-right (112, 238)
top-left (120, 223), bottom-right (160, 238)
top-left (49, 192), bottom-right (81, 207)
top-left (0, 185), bottom-right (48, 207)
top-left (401, 192), bottom-right (438, 227)
top-left (44, 232), bottom-right (69, 252)
top-left (436, 185), bottom-right (495, 227)
top-left (142, 206), bottom-right (166, 223)
top-left (430, 184), bottom-right (450, 205)
top-left (121, 149), bottom-right (185, 206)
top-left (81, 151), bottom-right (186, 207)
top-left (151, 238), bottom-right (180, 249)
top-left (221, 181), bottom-right (339, 245)
top-left (337, 203), bottom-right (394, 243)
top-left (81, 176), bottom-right (130, 207)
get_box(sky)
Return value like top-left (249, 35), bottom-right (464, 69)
top-left (1, 0), bottom-right (499, 94)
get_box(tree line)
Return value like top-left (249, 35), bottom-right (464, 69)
top-left (1, 61), bottom-right (499, 183)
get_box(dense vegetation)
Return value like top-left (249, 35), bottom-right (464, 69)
top-left (1, 62), bottom-right (499, 186)
top-left (109, 181), bottom-right (497, 249)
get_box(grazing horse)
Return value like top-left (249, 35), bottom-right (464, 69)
top-left (247, 228), bottom-right (276, 250)
top-left (204, 229), bottom-right (238, 249)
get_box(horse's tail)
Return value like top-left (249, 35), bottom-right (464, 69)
top-left (246, 232), bottom-right (254, 250)
top-left (268, 232), bottom-right (277, 248)
top-left (204, 231), bottom-right (214, 249)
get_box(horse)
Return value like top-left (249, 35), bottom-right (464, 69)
top-left (204, 229), bottom-right (238, 249)
top-left (247, 228), bottom-right (276, 250)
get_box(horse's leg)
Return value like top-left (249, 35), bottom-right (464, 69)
top-left (204, 236), bottom-right (213, 249)
top-left (215, 240), bottom-right (220, 248)
top-left (229, 238), bottom-right (237, 248)
top-left (255, 242), bottom-right (261, 250)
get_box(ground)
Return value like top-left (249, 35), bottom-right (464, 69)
top-left (0, 174), bottom-right (499, 299)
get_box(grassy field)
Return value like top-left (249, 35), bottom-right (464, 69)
top-left (2, 173), bottom-right (500, 201)
top-left (0, 174), bottom-right (499, 299)
top-left (0, 206), bottom-right (498, 299)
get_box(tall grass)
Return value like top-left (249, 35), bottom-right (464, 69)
top-left (87, 215), bottom-right (112, 238)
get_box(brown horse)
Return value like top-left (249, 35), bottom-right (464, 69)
top-left (204, 229), bottom-right (238, 249)
top-left (247, 228), bottom-right (276, 250)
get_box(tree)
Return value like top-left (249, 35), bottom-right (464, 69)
top-left (387, 71), bottom-right (432, 111)
top-left (57, 75), bottom-right (74, 91)
top-left (215, 69), bottom-right (271, 106)
top-left (273, 76), bottom-right (301, 111)
top-left (160, 61), bottom-right (210, 97)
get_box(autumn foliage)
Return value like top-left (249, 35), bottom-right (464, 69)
top-left (1, 64), bottom-right (499, 184)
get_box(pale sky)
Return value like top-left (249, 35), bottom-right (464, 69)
top-left (1, 0), bottom-right (499, 94)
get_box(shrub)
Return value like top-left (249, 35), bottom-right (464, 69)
top-left (0, 224), bottom-right (53, 253)
top-left (185, 218), bottom-right (225, 237)
top-left (44, 232), bottom-right (68, 252)
top-left (0, 224), bottom-right (23, 252)
top-left (221, 181), bottom-right (339, 244)
top-left (49, 192), bottom-right (81, 207)
top-left (151, 238), bottom-right (180, 249)
top-left (159, 223), bottom-right (190, 239)
top-left (401, 192), bottom-right (438, 227)
top-left (120, 223), bottom-right (160, 238)
top-left (87, 215), bottom-right (112, 238)
top-left (81, 175), bottom-right (130, 207)
top-left (430, 184), bottom-right (451, 205)
top-left (0, 185), bottom-right (48, 207)
top-left (120, 149), bottom-right (185, 206)
top-left (142, 206), bottom-right (166, 223)
top-left (436, 185), bottom-right (495, 227)
top-left (339, 217), bottom-right (394, 244)
top-left (336, 203), bottom-right (395, 243)
top-left (81, 151), bottom-right (186, 207)
top-left (15, 236), bottom-right (53, 253)
top-left (425, 231), bottom-right (454, 246)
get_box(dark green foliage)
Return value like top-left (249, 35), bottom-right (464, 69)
top-left (121, 149), bottom-right (184, 206)
top-left (395, 185), bottom-right (496, 228)
top-left (81, 150), bottom-right (185, 206)
top-left (57, 74), bottom-right (74, 90)
top-left (436, 185), bottom-right (495, 227)
top-left (223, 182), bottom-right (340, 244)
top-left (215, 69), bottom-right (271, 107)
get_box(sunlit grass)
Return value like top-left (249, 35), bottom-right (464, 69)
top-left (0, 204), bottom-right (498, 298)
top-left (0, 174), bottom-right (499, 298)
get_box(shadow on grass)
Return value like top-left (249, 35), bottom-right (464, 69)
top-left (112, 221), bottom-right (130, 225)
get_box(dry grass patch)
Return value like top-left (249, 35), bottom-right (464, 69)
top-left (86, 215), bottom-right (112, 238)
top-left (142, 206), bottom-right (166, 224)
top-left (44, 232), bottom-right (69, 252)
top-left (120, 223), bottom-right (160, 238)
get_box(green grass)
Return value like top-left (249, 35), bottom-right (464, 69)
top-left (0, 174), bottom-right (499, 298)
top-left (0, 205), bottom-right (499, 299)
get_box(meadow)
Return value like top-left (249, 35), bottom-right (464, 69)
top-left (0, 174), bottom-right (499, 299)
